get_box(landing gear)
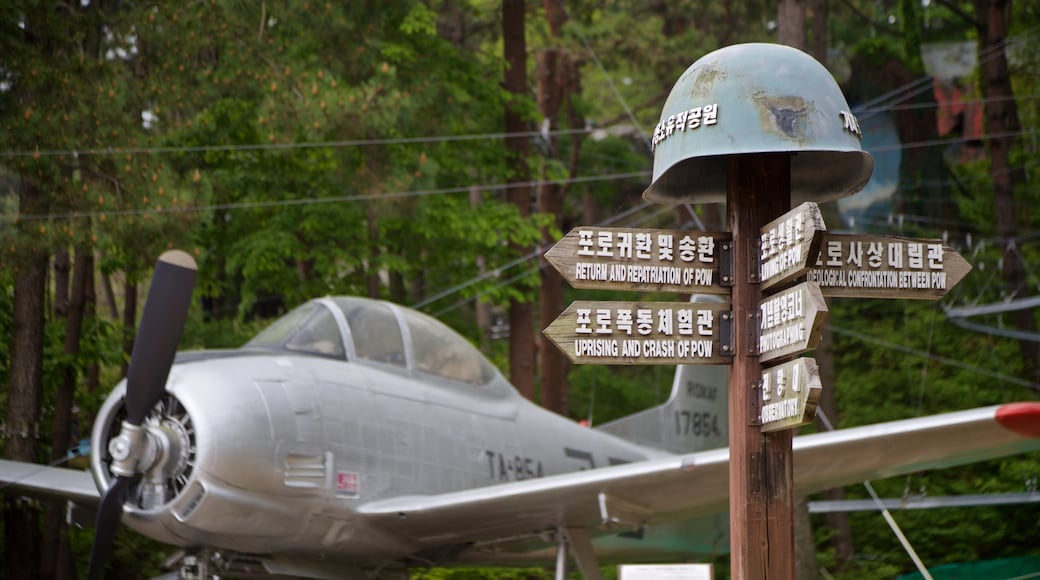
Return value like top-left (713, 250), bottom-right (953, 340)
top-left (164, 550), bottom-right (260, 580)
top-left (554, 527), bottom-right (602, 580)
top-left (175, 552), bottom-right (212, 580)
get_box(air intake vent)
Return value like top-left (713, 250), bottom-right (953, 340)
top-left (283, 453), bottom-right (327, 488)
top-left (176, 481), bottom-right (205, 522)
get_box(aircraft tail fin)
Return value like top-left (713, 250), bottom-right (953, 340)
top-left (594, 296), bottom-right (729, 454)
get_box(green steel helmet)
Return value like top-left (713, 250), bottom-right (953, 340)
top-left (643, 43), bottom-right (873, 205)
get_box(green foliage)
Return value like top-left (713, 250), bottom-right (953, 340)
top-left (822, 293), bottom-right (1040, 578)
top-left (568, 364), bottom-right (674, 424)
top-left (70, 524), bottom-right (168, 579)
top-left (851, 36), bottom-right (906, 71)
top-left (831, 298), bottom-right (1027, 425)
top-left (899, 0), bottom-right (924, 72)
top-left (3, 1), bottom-right (1040, 578)
top-left (0, 269), bottom-right (11, 393)
top-left (397, 3), bottom-right (439, 40)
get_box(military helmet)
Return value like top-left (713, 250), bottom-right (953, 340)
top-left (642, 43), bottom-right (873, 205)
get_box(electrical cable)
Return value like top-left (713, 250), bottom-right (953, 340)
top-left (818, 408), bottom-right (935, 580)
top-left (828, 324), bottom-right (1040, 392)
top-left (1, 127), bottom-right (597, 159)
top-left (6, 170), bottom-right (651, 223)
top-left (6, 122), bottom-right (1038, 225)
top-left (3, 88), bottom-right (1037, 160)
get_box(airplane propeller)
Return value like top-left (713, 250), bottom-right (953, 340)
top-left (87, 250), bottom-right (197, 580)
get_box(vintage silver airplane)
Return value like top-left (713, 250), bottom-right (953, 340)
top-left (1, 250), bottom-right (1039, 579)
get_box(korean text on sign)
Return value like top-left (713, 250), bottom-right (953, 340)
top-left (577, 230), bottom-right (717, 264)
top-left (573, 307), bottom-right (715, 337)
top-left (817, 240), bottom-right (944, 270)
top-left (652, 103), bottom-right (719, 151)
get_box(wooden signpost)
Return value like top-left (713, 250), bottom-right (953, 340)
top-left (542, 207), bottom-right (973, 580)
top-left (720, 154), bottom-right (797, 579)
top-left (544, 227), bottom-right (731, 294)
top-left (541, 45), bottom-right (973, 580)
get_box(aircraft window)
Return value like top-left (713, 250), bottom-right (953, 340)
top-left (245, 302), bottom-right (345, 359)
top-left (333, 298), bottom-right (406, 367)
top-left (284, 306), bottom-right (345, 358)
top-left (246, 302), bottom-right (318, 347)
top-left (401, 309), bottom-right (496, 385)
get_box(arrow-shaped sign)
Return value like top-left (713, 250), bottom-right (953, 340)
top-left (760, 201), bottom-right (826, 292)
top-left (544, 227), bottom-right (731, 294)
top-left (544, 300), bottom-right (733, 365)
top-left (758, 281), bottom-right (828, 363)
top-left (759, 357), bottom-right (822, 433)
top-left (807, 233), bottom-right (972, 300)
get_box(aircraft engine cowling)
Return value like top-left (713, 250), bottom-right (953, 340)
top-left (91, 356), bottom-right (316, 550)
top-left (91, 380), bottom-right (198, 516)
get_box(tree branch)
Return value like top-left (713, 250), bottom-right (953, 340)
top-left (836, 0), bottom-right (902, 36)
top-left (933, 0), bottom-right (981, 29)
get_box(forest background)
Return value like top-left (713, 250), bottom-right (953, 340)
top-left (1, 0), bottom-right (1039, 578)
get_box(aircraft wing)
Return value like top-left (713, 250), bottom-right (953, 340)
top-left (358, 403), bottom-right (1040, 560)
top-left (0, 459), bottom-right (99, 505)
top-left (0, 403), bottom-right (1037, 564)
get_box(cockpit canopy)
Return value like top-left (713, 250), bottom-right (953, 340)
top-left (245, 297), bottom-right (499, 386)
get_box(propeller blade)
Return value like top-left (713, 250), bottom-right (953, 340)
top-left (87, 475), bottom-right (131, 580)
top-left (88, 251), bottom-right (197, 578)
top-left (123, 250), bottom-right (197, 425)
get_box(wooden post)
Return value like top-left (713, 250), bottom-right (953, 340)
top-left (727, 154), bottom-right (794, 578)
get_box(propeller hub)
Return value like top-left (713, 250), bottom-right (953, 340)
top-left (139, 415), bottom-right (193, 509)
top-left (98, 394), bottom-right (197, 508)
top-left (107, 421), bottom-right (155, 478)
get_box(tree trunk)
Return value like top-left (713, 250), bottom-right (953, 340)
top-left (470, 187), bottom-right (493, 352)
top-left (538, 179), bottom-right (568, 415)
top-left (86, 250), bottom-right (101, 396)
top-left (536, 45), bottom-right (569, 415)
top-left (536, 0), bottom-right (579, 416)
top-left (122, 279), bottom-right (138, 378)
top-left (807, 0), bottom-right (829, 64)
top-left (42, 245), bottom-right (90, 580)
top-left (100, 264), bottom-right (119, 319)
top-left (49, 246), bottom-right (90, 463)
top-left (974, 0), bottom-right (1040, 379)
top-left (4, 181), bottom-right (49, 580)
top-left (54, 249), bottom-right (70, 318)
top-left (366, 201), bottom-right (381, 299)
top-left (777, 0), bottom-right (807, 50)
top-left (503, 0), bottom-right (536, 400)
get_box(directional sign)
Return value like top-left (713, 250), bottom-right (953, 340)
top-left (759, 201), bottom-right (826, 292)
top-left (544, 227), bottom-right (731, 294)
top-left (807, 233), bottom-right (972, 299)
top-left (543, 300), bottom-right (733, 365)
top-left (759, 357), bottom-right (822, 433)
top-left (758, 281), bottom-right (828, 363)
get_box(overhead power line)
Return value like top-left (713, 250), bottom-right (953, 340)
top-left (7, 171), bottom-right (651, 223)
top-left (829, 325), bottom-right (1040, 392)
top-left (1, 127), bottom-right (597, 159)
top-left (9, 120), bottom-right (1038, 225)
top-left (3, 89), bottom-right (1037, 160)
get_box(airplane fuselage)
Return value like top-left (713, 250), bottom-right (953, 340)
top-left (91, 347), bottom-right (664, 562)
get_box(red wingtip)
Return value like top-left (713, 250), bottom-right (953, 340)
top-left (995, 402), bottom-right (1040, 438)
